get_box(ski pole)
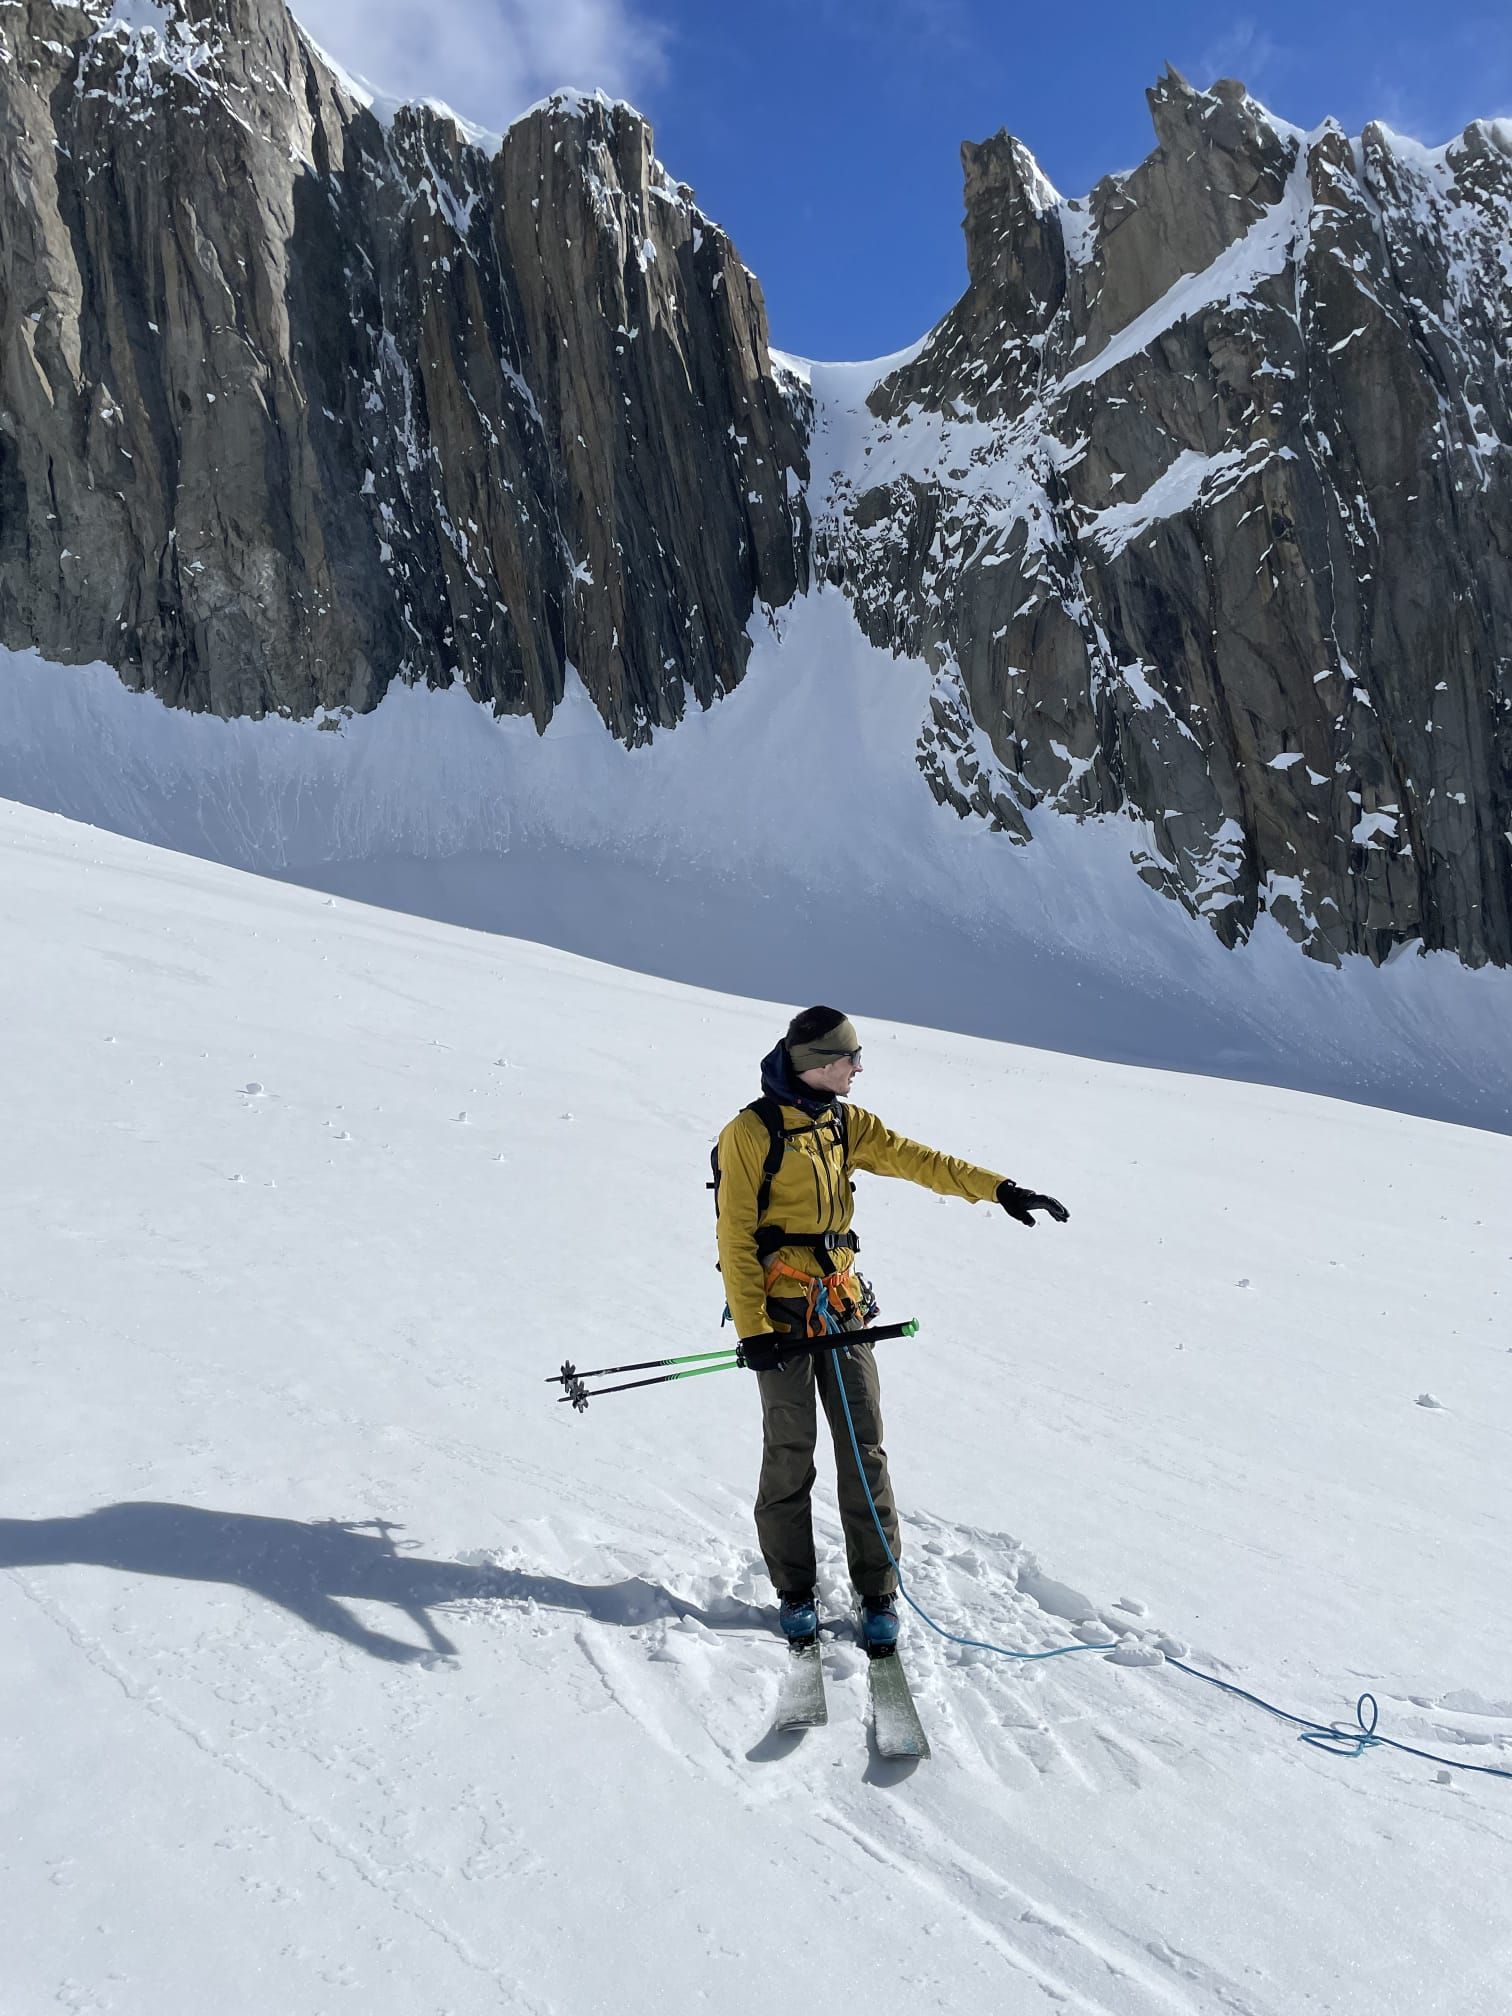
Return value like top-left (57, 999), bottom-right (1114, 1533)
top-left (547, 1321), bottom-right (919, 1395)
top-left (832, 1318), bottom-right (918, 1348)
top-left (558, 1357), bottom-right (742, 1410)
top-left (546, 1344), bottom-right (739, 1387)
top-left (754, 1319), bottom-right (920, 1359)
top-left (556, 1320), bottom-right (922, 1412)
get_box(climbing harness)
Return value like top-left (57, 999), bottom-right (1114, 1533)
top-left (762, 1257), bottom-right (873, 1338)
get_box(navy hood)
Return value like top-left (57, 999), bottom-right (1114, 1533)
top-left (759, 1040), bottom-right (836, 1117)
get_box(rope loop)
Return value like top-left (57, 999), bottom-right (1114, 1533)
top-left (1299, 1695), bottom-right (1382, 1758)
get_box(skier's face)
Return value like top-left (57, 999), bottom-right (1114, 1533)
top-left (803, 1049), bottom-right (862, 1097)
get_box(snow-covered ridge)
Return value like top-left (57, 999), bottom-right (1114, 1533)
top-left (292, 20), bottom-right (642, 158)
top-left (294, 20), bottom-right (505, 153)
top-left (74, 2), bottom-right (646, 157)
top-left (1058, 143), bottom-right (1313, 393)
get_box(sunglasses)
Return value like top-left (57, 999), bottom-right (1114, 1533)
top-left (814, 1046), bottom-right (862, 1064)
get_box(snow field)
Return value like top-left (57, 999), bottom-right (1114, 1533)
top-left (4, 590), bottom-right (1511, 1138)
top-left (2, 798), bottom-right (1510, 2015)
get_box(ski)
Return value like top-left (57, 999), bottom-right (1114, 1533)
top-left (867, 1648), bottom-right (930, 1760)
top-left (771, 1640), bottom-right (827, 1732)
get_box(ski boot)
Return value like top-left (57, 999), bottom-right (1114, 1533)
top-left (860, 1591), bottom-right (900, 1654)
top-left (777, 1589), bottom-right (819, 1646)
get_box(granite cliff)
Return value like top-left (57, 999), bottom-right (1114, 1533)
top-left (816, 72), bottom-right (1512, 965)
top-left (0, 0), bottom-right (807, 739)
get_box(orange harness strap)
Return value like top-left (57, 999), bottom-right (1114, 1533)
top-left (763, 1259), bottom-right (864, 1339)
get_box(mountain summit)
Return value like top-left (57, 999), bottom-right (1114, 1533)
top-left (818, 70), bottom-right (1512, 966)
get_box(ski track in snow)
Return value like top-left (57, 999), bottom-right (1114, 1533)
top-left (439, 1509), bottom-right (1503, 2015)
top-left (10, 1569), bottom-right (551, 2011)
top-left (456, 1544), bottom-right (1202, 2016)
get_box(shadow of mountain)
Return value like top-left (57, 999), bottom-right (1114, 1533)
top-left (0, 1503), bottom-right (768, 1664)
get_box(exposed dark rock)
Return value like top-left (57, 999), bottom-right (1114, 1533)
top-left (0, 0), bottom-right (808, 739)
top-left (820, 70), bottom-right (1512, 965)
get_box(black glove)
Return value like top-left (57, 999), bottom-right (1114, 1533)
top-left (737, 1333), bottom-right (789, 1372)
top-left (996, 1179), bottom-right (1070, 1227)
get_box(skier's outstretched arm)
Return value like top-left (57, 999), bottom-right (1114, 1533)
top-left (847, 1106), bottom-right (1069, 1225)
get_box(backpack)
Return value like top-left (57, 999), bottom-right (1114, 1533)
top-left (709, 1098), bottom-right (852, 1259)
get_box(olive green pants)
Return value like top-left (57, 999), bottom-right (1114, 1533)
top-left (754, 1299), bottom-right (900, 1603)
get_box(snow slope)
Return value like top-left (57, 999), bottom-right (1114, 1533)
top-left (2, 798), bottom-right (1509, 2015)
top-left (3, 589), bottom-right (1511, 1136)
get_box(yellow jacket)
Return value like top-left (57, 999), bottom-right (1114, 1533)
top-left (715, 1100), bottom-right (1005, 1338)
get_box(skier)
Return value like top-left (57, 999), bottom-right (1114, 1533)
top-left (715, 1005), bottom-right (1069, 1652)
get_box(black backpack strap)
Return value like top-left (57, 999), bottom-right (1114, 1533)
top-left (746, 1098), bottom-right (851, 1215)
top-left (745, 1096), bottom-right (786, 1220)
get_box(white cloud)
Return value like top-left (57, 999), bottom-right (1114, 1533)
top-left (291, 0), bottom-right (669, 136)
top-left (1190, 20), bottom-right (1286, 92)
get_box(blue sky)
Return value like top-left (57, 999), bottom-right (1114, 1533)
top-left (294, 0), bottom-right (1512, 359)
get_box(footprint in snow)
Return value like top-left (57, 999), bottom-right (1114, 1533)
top-left (1435, 1689), bottom-right (1512, 1718)
top-left (1416, 1393), bottom-right (1444, 1410)
top-left (1105, 1638), bottom-right (1165, 1667)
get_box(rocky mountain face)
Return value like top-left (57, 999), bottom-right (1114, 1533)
top-left (2, 12), bottom-right (1509, 968)
top-left (0, 0), bottom-right (807, 738)
top-left (817, 73), bottom-right (1512, 966)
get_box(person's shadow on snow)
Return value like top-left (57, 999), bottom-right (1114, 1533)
top-left (0, 1503), bottom-right (765, 1665)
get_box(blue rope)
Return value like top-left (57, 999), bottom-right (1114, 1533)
top-left (827, 1341), bottom-right (1512, 1782)
top-left (830, 1342), bottom-right (1115, 1669)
